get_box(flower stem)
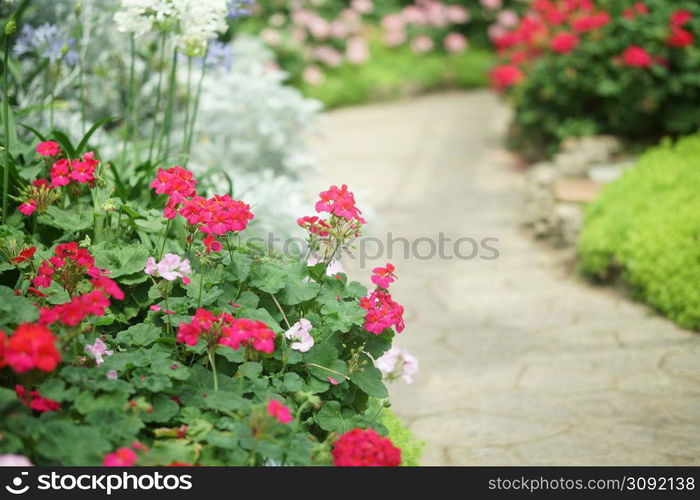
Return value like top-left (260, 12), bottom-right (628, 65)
top-left (182, 56), bottom-right (192, 160)
top-left (303, 363), bottom-right (350, 380)
top-left (2, 33), bottom-right (10, 225)
top-left (184, 49), bottom-right (208, 164)
top-left (157, 218), bottom-right (171, 260)
top-left (270, 293), bottom-right (291, 330)
top-left (157, 49), bottom-right (178, 162)
top-left (207, 348), bottom-right (218, 392)
top-left (148, 33), bottom-right (167, 165)
top-left (121, 35), bottom-right (136, 169)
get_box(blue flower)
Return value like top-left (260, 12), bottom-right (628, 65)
top-left (13, 23), bottom-right (78, 65)
top-left (183, 40), bottom-right (234, 72)
top-left (228, 0), bottom-right (254, 19)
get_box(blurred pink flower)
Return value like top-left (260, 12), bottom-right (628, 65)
top-left (489, 24), bottom-right (507, 41)
top-left (346, 36), bottom-right (369, 64)
top-left (410, 35), bottom-right (434, 54)
top-left (381, 13), bottom-right (405, 31)
top-left (106, 370), bottom-right (118, 380)
top-left (315, 45), bottom-right (343, 67)
top-left (425, 3), bottom-right (448, 27)
top-left (291, 27), bottom-right (307, 44)
top-left (0, 454), bottom-right (33, 466)
top-left (260, 28), bottom-right (281, 46)
top-left (375, 346), bottom-right (419, 384)
top-left (303, 65), bottom-right (325, 86)
top-left (444, 32), bottom-right (468, 53)
top-left (497, 9), bottom-right (519, 28)
top-left (384, 29), bottom-right (407, 47)
top-left (351, 0), bottom-right (374, 14)
top-left (447, 5), bottom-right (470, 24)
top-left (480, 0), bottom-right (503, 10)
top-left (308, 17), bottom-right (331, 39)
top-left (330, 21), bottom-right (349, 39)
top-left (403, 5), bottom-right (428, 25)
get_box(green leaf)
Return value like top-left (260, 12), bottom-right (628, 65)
top-left (85, 409), bottom-right (144, 443)
top-left (76, 116), bottom-right (117, 154)
top-left (237, 307), bottom-right (282, 332)
top-left (365, 331), bottom-right (394, 359)
top-left (320, 299), bottom-right (365, 333)
top-left (116, 323), bottom-right (162, 346)
top-left (238, 362), bottom-right (262, 380)
top-left (50, 130), bottom-right (76, 158)
top-left (93, 243), bottom-right (150, 278)
top-left (0, 285), bottom-right (39, 328)
top-left (204, 391), bottom-right (247, 412)
top-left (278, 281), bottom-right (320, 305)
top-left (283, 372), bottom-right (304, 392)
top-left (249, 263), bottom-right (289, 293)
top-left (74, 391), bottom-right (130, 414)
top-left (351, 364), bottom-right (388, 399)
top-left (36, 421), bottom-right (112, 465)
top-left (38, 205), bottom-right (93, 233)
top-left (315, 401), bottom-right (362, 433)
top-left (151, 358), bottom-right (190, 381)
top-left (142, 394), bottom-right (180, 423)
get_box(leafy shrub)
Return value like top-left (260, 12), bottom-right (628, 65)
top-left (0, 130), bottom-right (414, 465)
top-left (491, 0), bottom-right (700, 157)
top-left (578, 134), bottom-right (700, 329)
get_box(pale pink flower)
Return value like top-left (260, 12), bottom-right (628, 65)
top-left (303, 65), bottom-right (325, 86)
top-left (346, 36), bottom-right (369, 64)
top-left (330, 21), bottom-right (349, 39)
top-left (0, 454), bottom-right (33, 466)
top-left (308, 17), bottom-right (331, 39)
top-left (444, 32), bottom-right (468, 53)
top-left (84, 338), bottom-right (113, 366)
top-left (410, 35), bottom-right (434, 54)
top-left (375, 346), bottom-right (419, 384)
top-left (269, 13), bottom-right (286, 27)
top-left (106, 370), bottom-right (118, 380)
top-left (260, 28), bottom-right (281, 46)
top-left (145, 253), bottom-right (192, 283)
top-left (489, 24), bottom-right (507, 41)
top-left (381, 14), bottom-right (405, 32)
top-left (384, 29), bottom-right (407, 47)
top-left (447, 5), bottom-right (470, 24)
top-left (351, 0), bottom-right (373, 14)
top-left (315, 45), bottom-right (343, 67)
top-left (284, 318), bottom-right (314, 352)
top-left (403, 5), bottom-right (428, 25)
top-left (480, 0), bottom-right (503, 10)
top-left (497, 9), bottom-right (519, 28)
top-left (425, 3), bottom-right (448, 27)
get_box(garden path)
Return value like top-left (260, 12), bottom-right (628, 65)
top-left (308, 90), bottom-right (700, 465)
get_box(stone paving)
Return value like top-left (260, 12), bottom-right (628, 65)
top-left (308, 90), bottom-right (700, 465)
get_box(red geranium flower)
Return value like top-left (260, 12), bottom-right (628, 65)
top-left (332, 429), bottom-right (401, 466)
top-left (490, 64), bottom-right (524, 91)
top-left (5, 323), bottom-right (61, 373)
top-left (550, 32), bottom-right (579, 53)
top-left (667, 27), bottom-right (694, 48)
top-left (622, 45), bottom-right (653, 67)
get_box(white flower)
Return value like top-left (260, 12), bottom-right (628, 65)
top-left (375, 346), bottom-right (419, 384)
top-left (284, 318), bottom-right (314, 352)
top-left (144, 253), bottom-right (192, 283)
top-left (0, 454), bottom-right (33, 466)
top-left (84, 338), bottom-right (114, 365)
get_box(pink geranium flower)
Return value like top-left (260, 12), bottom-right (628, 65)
top-left (267, 399), bottom-right (293, 424)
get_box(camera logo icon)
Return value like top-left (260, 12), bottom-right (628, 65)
top-left (5, 471), bottom-right (30, 495)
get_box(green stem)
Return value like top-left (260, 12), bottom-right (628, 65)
top-left (164, 293), bottom-right (172, 336)
top-left (270, 293), bottom-right (291, 330)
top-left (157, 218), bottom-right (171, 259)
top-left (182, 56), bottom-right (192, 160)
top-left (2, 35), bottom-right (10, 224)
top-left (121, 36), bottom-right (136, 169)
top-left (303, 363), bottom-right (349, 380)
top-left (148, 33), bottom-right (167, 165)
top-left (157, 49), bottom-right (178, 162)
top-left (184, 51), bottom-right (208, 163)
top-left (207, 348), bottom-right (218, 392)
top-left (197, 267), bottom-right (205, 308)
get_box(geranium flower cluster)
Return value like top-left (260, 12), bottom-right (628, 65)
top-left (17, 142), bottom-right (99, 217)
top-left (151, 167), bottom-right (254, 253)
top-left (179, 194), bottom-right (254, 242)
top-left (15, 384), bottom-right (61, 413)
top-left (267, 399), bottom-right (293, 424)
top-left (360, 262), bottom-right (405, 335)
top-left (177, 309), bottom-right (276, 354)
top-left (332, 428), bottom-right (401, 466)
top-left (145, 254), bottom-right (192, 284)
top-left (150, 166), bottom-right (198, 219)
top-left (0, 323), bottom-right (61, 374)
top-left (31, 243), bottom-right (124, 326)
top-left (490, 1), bottom-right (697, 91)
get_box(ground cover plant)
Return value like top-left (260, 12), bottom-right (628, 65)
top-left (578, 134), bottom-right (700, 330)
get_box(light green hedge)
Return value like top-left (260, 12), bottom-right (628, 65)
top-left (578, 135), bottom-right (700, 329)
top-left (383, 409), bottom-right (424, 466)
